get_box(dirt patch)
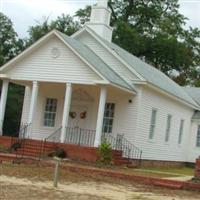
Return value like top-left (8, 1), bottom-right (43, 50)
top-left (0, 163), bottom-right (200, 200)
top-left (0, 175), bottom-right (198, 200)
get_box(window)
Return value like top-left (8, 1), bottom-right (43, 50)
top-left (149, 109), bottom-right (157, 139)
top-left (43, 98), bottom-right (57, 127)
top-left (178, 119), bottom-right (184, 144)
top-left (103, 103), bottom-right (115, 133)
top-left (165, 114), bottom-right (172, 142)
top-left (196, 125), bottom-right (200, 147)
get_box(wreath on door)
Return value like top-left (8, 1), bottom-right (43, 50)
top-left (69, 111), bottom-right (76, 118)
top-left (80, 111), bottom-right (87, 119)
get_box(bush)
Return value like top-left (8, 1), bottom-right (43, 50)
top-left (10, 142), bottom-right (21, 152)
top-left (0, 144), bottom-right (10, 153)
top-left (48, 148), bottom-right (66, 159)
top-left (97, 139), bottom-right (113, 165)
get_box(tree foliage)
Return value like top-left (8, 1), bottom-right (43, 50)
top-left (27, 14), bottom-right (80, 45)
top-left (0, 13), bottom-right (25, 136)
top-left (75, 0), bottom-right (200, 86)
top-left (0, 12), bottom-right (25, 66)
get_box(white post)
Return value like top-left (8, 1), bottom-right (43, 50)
top-left (94, 86), bottom-right (107, 147)
top-left (60, 83), bottom-right (72, 143)
top-left (0, 80), bottom-right (9, 135)
top-left (27, 81), bottom-right (38, 138)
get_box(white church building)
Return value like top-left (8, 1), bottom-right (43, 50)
top-left (0, 0), bottom-right (199, 164)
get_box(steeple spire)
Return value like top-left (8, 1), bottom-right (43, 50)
top-left (97, 0), bottom-right (108, 7)
top-left (85, 0), bottom-right (113, 42)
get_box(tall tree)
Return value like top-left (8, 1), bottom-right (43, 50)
top-left (0, 13), bottom-right (25, 136)
top-left (0, 12), bottom-right (24, 66)
top-left (75, 0), bottom-right (200, 86)
top-left (27, 14), bottom-right (80, 45)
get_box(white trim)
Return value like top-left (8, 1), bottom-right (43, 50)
top-left (0, 74), bottom-right (9, 78)
top-left (145, 83), bottom-right (200, 110)
top-left (72, 27), bottom-right (145, 81)
top-left (110, 83), bottom-right (136, 95)
top-left (6, 77), bottom-right (102, 85)
top-left (85, 22), bottom-right (113, 31)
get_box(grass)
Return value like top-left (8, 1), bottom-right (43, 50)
top-left (0, 144), bottom-right (10, 153)
top-left (138, 167), bottom-right (194, 176)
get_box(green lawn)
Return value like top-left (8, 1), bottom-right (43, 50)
top-left (137, 167), bottom-right (194, 176)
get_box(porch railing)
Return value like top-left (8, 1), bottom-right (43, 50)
top-left (65, 127), bottom-right (96, 147)
top-left (43, 127), bottom-right (142, 165)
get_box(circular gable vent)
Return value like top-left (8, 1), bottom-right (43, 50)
top-left (51, 47), bottom-right (61, 58)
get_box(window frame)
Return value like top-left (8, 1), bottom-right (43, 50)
top-left (149, 108), bottom-right (157, 140)
top-left (178, 119), bottom-right (184, 144)
top-left (196, 125), bottom-right (200, 147)
top-left (43, 97), bottom-right (58, 128)
top-left (165, 114), bottom-right (172, 142)
top-left (102, 103), bottom-right (115, 134)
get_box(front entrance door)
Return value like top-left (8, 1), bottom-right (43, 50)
top-left (68, 105), bottom-right (88, 129)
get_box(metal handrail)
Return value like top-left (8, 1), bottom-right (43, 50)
top-left (102, 133), bottom-right (142, 166)
top-left (11, 123), bottom-right (31, 161)
top-left (42, 127), bottom-right (62, 158)
top-left (44, 127), bottom-right (62, 143)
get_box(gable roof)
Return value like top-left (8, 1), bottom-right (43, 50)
top-left (183, 87), bottom-right (200, 106)
top-left (0, 30), bottom-right (135, 93)
top-left (74, 27), bottom-right (198, 108)
top-left (56, 31), bottom-right (135, 92)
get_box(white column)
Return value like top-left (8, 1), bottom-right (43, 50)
top-left (27, 81), bottom-right (38, 138)
top-left (60, 83), bottom-right (72, 143)
top-left (0, 80), bottom-right (9, 135)
top-left (94, 86), bottom-right (107, 147)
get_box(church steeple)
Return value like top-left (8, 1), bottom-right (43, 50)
top-left (86, 0), bottom-right (113, 41)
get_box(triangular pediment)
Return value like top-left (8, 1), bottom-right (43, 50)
top-left (0, 31), bottom-right (104, 84)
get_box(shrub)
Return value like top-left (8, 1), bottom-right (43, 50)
top-left (10, 142), bottom-right (21, 152)
top-left (0, 144), bottom-right (10, 153)
top-left (48, 148), bottom-right (66, 159)
top-left (97, 139), bottom-right (113, 165)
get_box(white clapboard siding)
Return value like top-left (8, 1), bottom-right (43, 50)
top-left (187, 121), bottom-right (200, 162)
top-left (134, 86), bottom-right (194, 162)
top-left (5, 36), bottom-right (102, 83)
top-left (76, 32), bottom-right (139, 85)
top-left (105, 86), bottom-right (139, 142)
top-left (29, 84), bottom-right (100, 140)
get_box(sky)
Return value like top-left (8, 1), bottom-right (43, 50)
top-left (0, 0), bottom-right (200, 38)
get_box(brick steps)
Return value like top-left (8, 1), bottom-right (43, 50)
top-left (10, 137), bottom-right (136, 166)
top-left (12, 139), bottom-right (56, 159)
